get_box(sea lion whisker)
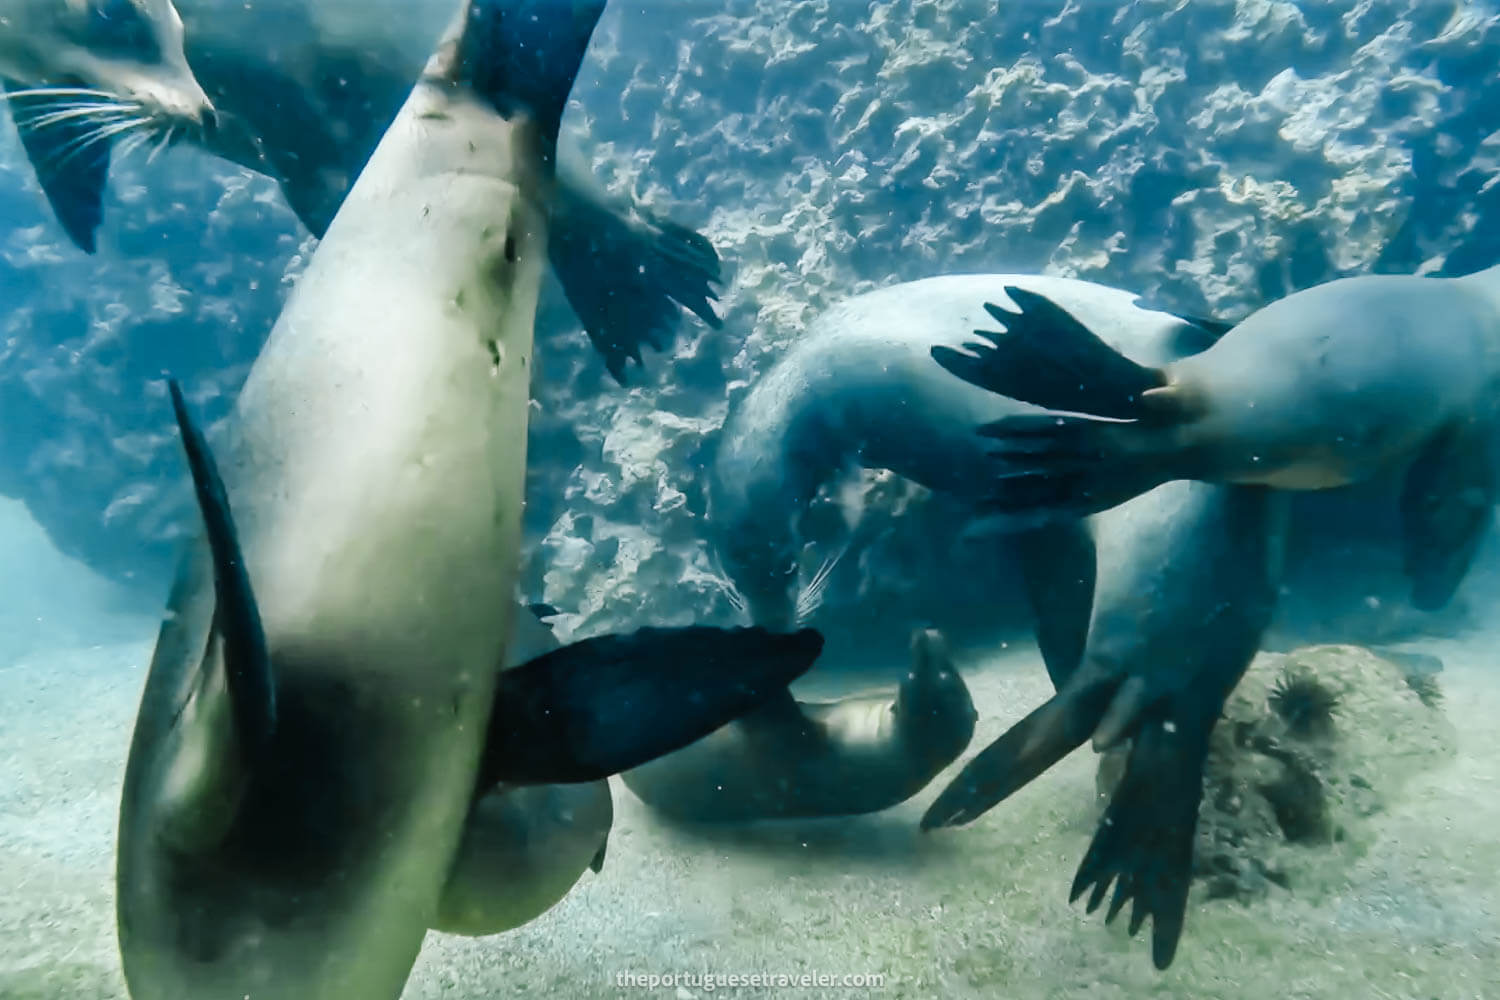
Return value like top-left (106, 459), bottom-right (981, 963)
top-left (794, 543), bottom-right (849, 623)
top-left (17, 104), bottom-right (137, 132)
top-left (147, 123), bottom-right (177, 164)
top-left (44, 116), bottom-right (148, 174)
top-left (0, 86), bottom-right (120, 102)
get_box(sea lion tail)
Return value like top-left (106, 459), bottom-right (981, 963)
top-left (919, 676), bottom-right (1119, 830)
top-left (1070, 717), bottom-right (1213, 971)
top-left (548, 174), bottom-right (725, 384)
top-left (931, 285), bottom-right (1170, 419)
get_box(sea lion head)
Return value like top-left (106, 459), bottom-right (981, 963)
top-left (897, 628), bottom-right (978, 767)
top-left (6, 1), bottom-right (212, 124)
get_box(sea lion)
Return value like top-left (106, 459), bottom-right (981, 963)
top-left (706, 273), bottom-right (1232, 672)
top-left (941, 268), bottom-right (1500, 611)
top-left (620, 626), bottom-right (977, 823)
top-left (923, 296), bottom-right (1289, 969)
top-left (921, 480), bottom-right (1288, 970)
top-left (113, 5), bottom-right (822, 998)
top-left (21, 0), bottom-right (722, 381)
top-left (666, 274), bottom-right (1231, 822)
top-left (0, 0), bottom-right (214, 250)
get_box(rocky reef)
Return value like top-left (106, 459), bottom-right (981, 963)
top-left (1096, 643), bottom-right (1458, 903)
top-left (1, 0), bottom-right (1499, 644)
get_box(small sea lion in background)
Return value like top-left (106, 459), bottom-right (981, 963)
top-left (620, 626), bottom-right (977, 823)
top-left (0, 0), bottom-right (214, 250)
top-left (113, 4), bottom-right (823, 997)
top-left (948, 267), bottom-right (1500, 611)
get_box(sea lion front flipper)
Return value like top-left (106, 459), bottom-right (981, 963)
top-left (547, 142), bottom-right (724, 385)
top-left (168, 379), bottom-right (278, 761)
top-left (589, 834), bottom-right (608, 873)
top-left (1071, 715), bottom-right (1213, 971)
top-left (1399, 420), bottom-right (1496, 611)
top-left (1012, 519), bottom-right (1098, 690)
top-left (5, 77), bottom-right (113, 253)
top-left (478, 625), bottom-right (824, 786)
top-left (920, 674), bottom-right (1120, 830)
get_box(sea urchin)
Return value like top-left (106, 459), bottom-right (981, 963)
top-left (1268, 667), bottom-right (1340, 739)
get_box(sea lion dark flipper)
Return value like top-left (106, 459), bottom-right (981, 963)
top-left (919, 675), bottom-right (1121, 830)
top-left (931, 287), bottom-right (1169, 419)
top-left (1012, 520), bottom-right (1098, 690)
top-left (1399, 420), bottom-right (1496, 611)
top-left (548, 158), bottom-right (724, 384)
top-left (167, 378), bottom-right (278, 761)
top-left (5, 77), bottom-right (112, 254)
top-left (1071, 714), bottom-right (1213, 971)
top-left (478, 625), bottom-right (825, 786)
top-left (589, 836), bottom-right (608, 873)
top-left (931, 286), bottom-right (1192, 519)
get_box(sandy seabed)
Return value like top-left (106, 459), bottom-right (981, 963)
top-left (1, 502), bottom-right (1497, 1000)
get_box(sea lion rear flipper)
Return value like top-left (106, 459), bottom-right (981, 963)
top-left (589, 835), bottom-right (608, 873)
top-left (478, 625), bottom-right (824, 786)
top-left (920, 676), bottom-right (1119, 830)
top-left (1399, 420), bottom-right (1496, 611)
top-left (1071, 716), bottom-right (1213, 971)
top-left (547, 152), bottom-right (724, 385)
top-left (5, 78), bottom-right (113, 253)
top-left (168, 379), bottom-right (278, 760)
top-left (930, 286), bottom-right (1169, 419)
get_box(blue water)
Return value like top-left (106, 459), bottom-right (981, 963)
top-left (2, 1), bottom-right (1499, 997)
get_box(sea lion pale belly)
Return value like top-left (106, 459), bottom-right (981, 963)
top-left (0, 0), bottom-right (213, 250)
top-left (954, 269), bottom-right (1500, 611)
top-left (113, 4), bottom-right (822, 998)
top-left (620, 627), bottom-right (976, 823)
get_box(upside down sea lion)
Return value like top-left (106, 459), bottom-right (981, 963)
top-left (944, 269), bottom-right (1500, 611)
top-left (620, 626), bottom-right (977, 823)
top-left (113, 4), bottom-right (822, 997)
